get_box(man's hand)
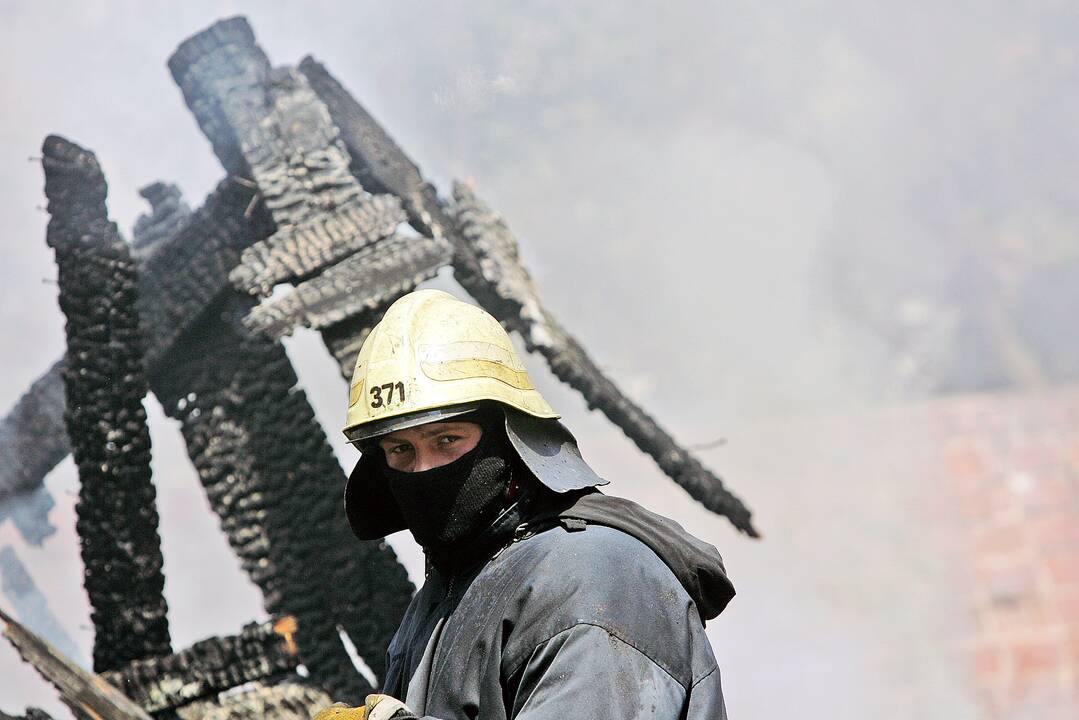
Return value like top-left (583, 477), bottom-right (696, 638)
top-left (312, 695), bottom-right (416, 720)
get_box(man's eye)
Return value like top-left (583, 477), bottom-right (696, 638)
top-left (438, 435), bottom-right (461, 446)
top-left (388, 444), bottom-right (412, 455)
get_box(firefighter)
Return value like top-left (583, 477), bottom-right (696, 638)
top-left (318, 289), bottom-right (733, 720)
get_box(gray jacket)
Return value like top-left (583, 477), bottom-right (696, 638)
top-left (382, 492), bottom-right (734, 719)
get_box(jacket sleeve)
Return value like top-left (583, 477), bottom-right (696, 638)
top-left (505, 623), bottom-right (693, 719)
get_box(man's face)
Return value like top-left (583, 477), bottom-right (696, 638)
top-left (377, 420), bottom-right (484, 472)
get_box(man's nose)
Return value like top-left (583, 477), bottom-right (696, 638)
top-left (412, 449), bottom-right (439, 473)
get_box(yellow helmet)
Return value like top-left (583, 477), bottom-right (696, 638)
top-left (342, 289), bottom-right (558, 443)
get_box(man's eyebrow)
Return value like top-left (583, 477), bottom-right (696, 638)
top-left (417, 423), bottom-right (471, 438)
top-left (381, 423), bottom-right (473, 443)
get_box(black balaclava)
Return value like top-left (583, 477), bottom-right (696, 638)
top-left (379, 412), bottom-right (514, 551)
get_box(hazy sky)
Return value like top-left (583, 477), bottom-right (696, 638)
top-left (2, 2), bottom-right (1067, 718)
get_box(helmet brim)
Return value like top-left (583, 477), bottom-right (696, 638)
top-left (343, 403), bottom-right (483, 445)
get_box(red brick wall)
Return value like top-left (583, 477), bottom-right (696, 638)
top-left (937, 388), bottom-right (1079, 718)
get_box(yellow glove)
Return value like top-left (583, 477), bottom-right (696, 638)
top-left (312, 702), bottom-right (367, 720)
top-left (312, 695), bottom-right (415, 720)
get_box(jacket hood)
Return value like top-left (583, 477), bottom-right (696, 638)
top-left (539, 492), bottom-right (735, 622)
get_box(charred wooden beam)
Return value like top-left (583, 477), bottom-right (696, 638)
top-left (215, 313), bottom-right (409, 703)
top-left (0, 708), bottom-right (56, 720)
top-left (144, 304), bottom-right (279, 607)
top-left (169, 20), bottom-right (387, 342)
top-left (320, 310), bottom-right (381, 379)
top-left (171, 18), bottom-right (442, 340)
top-left (0, 362), bottom-right (67, 505)
top-left (167, 17), bottom-right (266, 179)
top-left (169, 19), bottom-right (418, 700)
top-left (0, 607), bottom-right (152, 720)
top-left (135, 176), bottom-right (271, 370)
top-left (102, 617), bottom-right (300, 713)
top-left (300, 58), bottom-right (759, 536)
top-left (132, 182), bottom-right (190, 255)
top-left (243, 232), bottom-right (450, 338)
top-left (229, 193), bottom-right (406, 296)
top-left (296, 59), bottom-right (443, 240)
top-left (174, 681), bottom-right (331, 720)
top-left (169, 19), bottom-right (355, 226)
top-left (128, 186), bottom-right (281, 610)
top-left (150, 293), bottom-right (412, 704)
top-left (0, 173), bottom-right (267, 508)
top-left (43, 135), bottom-right (172, 670)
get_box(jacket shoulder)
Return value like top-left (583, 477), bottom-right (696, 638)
top-left (523, 522), bottom-right (687, 595)
top-left (499, 524), bottom-right (715, 687)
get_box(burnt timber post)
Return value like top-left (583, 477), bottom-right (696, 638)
top-left (41, 135), bottom-right (172, 671)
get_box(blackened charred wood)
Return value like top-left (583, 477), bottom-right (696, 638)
top-left (135, 177), bottom-right (270, 369)
top-left (297, 58), bottom-right (445, 240)
top-left (149, 297), bottom-right (284, 610)
top-left (320, 305), bottom-right (386, 379)
top-left (170, 19), bottom-right (360, 233)
top-left (230, 193), bottom-right (406, 296)
top-left (300, 59), bottom-right (759, 536)
top-left (243, 64), bottom-right (364, 227)
top-left (243, 232), bottom-right (450, 338)
top-left (0, 607), bottom-right (152, 720)
top-left (171, 23), bottom-right (360, 227)
top-left (169, 19), bottom-right (416, 698)
top-left (151, 295), bottom-right (412, 704)
top-left (132, 183), bottom-right (191, 255)
top-left (167, 16), bottom-right (268, 178)
top-left (137, 165), bottom-right (413, 703)
top-left (0, 362), bottom-right (67, 502)
top-left (174, 681), bottom-right (331, 720)
top-left (101, 617), bottom-right (300, 713)
top-left (219, 310), bottom-right (408, 702)
top-left (0, 175), bottom-right (268, 509)
top-left (171, 19), bottom-right (438, 340)
top-left (42, 135), bottom-right (172, 670)
top-left (0, 708), bottom-right (56, 720)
